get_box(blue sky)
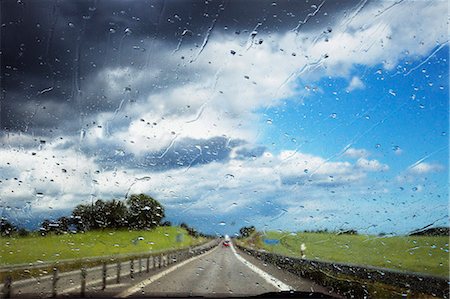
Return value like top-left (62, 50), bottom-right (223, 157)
top-left (263, 48), bottom-right (448, 173)
top-left (253, 46), bottom-right (449, 234)
top-left (0, 0), bottom-right (448, 236)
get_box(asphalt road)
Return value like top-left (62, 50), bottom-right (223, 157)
top-left (121, 245), bottom-right (278, 297)
top-left (5, 242), bottom-right (336, 298)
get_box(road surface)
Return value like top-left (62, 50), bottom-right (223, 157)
top-left (5, 242), bottom-right (336, 298)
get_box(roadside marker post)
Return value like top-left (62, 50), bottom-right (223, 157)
top-left (2, 276), bottom-right (12, 299)
top-left (52, 267), bottom-right (59, 297)
top-left (130, 259), bottom-right (134, 278)
top-left (80, 267), bottom-right (87, 297)
top-left (102, 262), bottom-right (107, 290)
top-left (146, 257), bottom-right (150, 273)
top-left (116, 262), bottom-right (121, 283)
top-left (300, 243), bottom-right (307, 258)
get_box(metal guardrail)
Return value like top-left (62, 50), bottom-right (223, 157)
top-left (0, 239), bottom-right (212, 273)
top-left (1, 239), bottom-right (219, 298)
top-left (236, 245), bottom-right (449, 298)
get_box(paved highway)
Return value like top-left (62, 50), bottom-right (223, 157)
top-left (5, 241), bottom-right (337, 298)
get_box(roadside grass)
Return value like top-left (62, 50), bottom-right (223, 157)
top-left (241, 231), bottom-right (449, 278)
top-left (0, 226), bottom-right (205, 266)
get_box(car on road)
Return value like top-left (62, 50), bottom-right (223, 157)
top-left (222, 240), bottom-right (231, 247)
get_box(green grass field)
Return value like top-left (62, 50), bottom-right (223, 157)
top-left (0, 226), bottom-right (205, 266)
top-left (242, 231), bottom-right (449, 278)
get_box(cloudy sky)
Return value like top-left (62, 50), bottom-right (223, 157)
top-left (0, 0), bottom-right (448, 235)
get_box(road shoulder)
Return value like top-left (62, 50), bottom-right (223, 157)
top-left (234, 246), bottom-right (341, 298)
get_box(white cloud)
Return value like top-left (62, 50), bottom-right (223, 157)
top-left (356, 158), bottom-right (389, 172)
top-left (408, 162), bottom-right (445, 174)
top-left (396, 162), bottom-right (445, 184)
top-left (346, 76), bottom-right (365, 92)
top-left (306, 1), bottom-right (447, 74)
top-left (343, 147), bottom-right (371, 159)
top-left (0, 146), bottom-right (100, 211)
top-left (393, 147), bottom-right (403, 156)
top-left (0, 142), bottom-right (391, 217)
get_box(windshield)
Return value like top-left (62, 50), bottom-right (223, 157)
top-left (1, 0), bottom-right (448, 298)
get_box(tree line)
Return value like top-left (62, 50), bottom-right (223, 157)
top-left (1, 194), bottom-right (169, 236)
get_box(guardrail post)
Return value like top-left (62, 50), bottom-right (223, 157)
top-left (80, 267), bottom-right (87, 297)
top-left (116, 262), bottom-right (121, 284)
top-left (130, 259), bottom-right (134, 278)
top-left (146, 257), bottom-right (150, 273)
top-left (102, 262), bottom-right (107, 290)
top-left (2, 275), bottom-right (12, 299)
top-left (52, 267), bottom-right (59, 297)
top-left (139, 258), bottom-right (142, 274)
top-left (158, 255), bottom-right (161, 268)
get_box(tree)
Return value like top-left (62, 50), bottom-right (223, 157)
top-left (56, 216), bottom-right (71, 233)
top-left (337, 229), bottom-right (358, 235)
top-left (72, 203), bottom-right (95, 231)
top-left (0, 218), bottom-right (16, 237)
top-left (92, 200), bottom-right (108, 229)
top-left (17, 228), bottom-right (29, 237)
top-left (40, 218), bottom-right (69, 235)
top-left (72, 200), bottom-right (113, 230)
top-left (239, 226), bottom-right (256, 238)
top-left (40, 219), bottom-right (53, 235)
top-left (180, 222), bottom-right (199, 237)
top-left (160, 220), bottom-right (172, 227)
top-left (104, 199), bottom-right (128, 229)
top-left (127, 194), bottom-right (165, 229)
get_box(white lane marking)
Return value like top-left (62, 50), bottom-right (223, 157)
top-left (230, 243), bottom-right (292, 291)
top-left (115, 246), bottom-right (218, 298)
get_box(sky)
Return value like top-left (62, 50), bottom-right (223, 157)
top-left (0, 0), bottom-right (448, 235)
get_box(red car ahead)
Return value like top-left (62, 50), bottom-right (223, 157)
top-left (222, 240), bottom-right (231, 247)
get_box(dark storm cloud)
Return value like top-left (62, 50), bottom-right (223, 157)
top-left (89, 136), bottom-right (245, 171)
top-left (234, 146), bottom-right (265, 160)
top-left (1, 0), bottom-right (360, 132)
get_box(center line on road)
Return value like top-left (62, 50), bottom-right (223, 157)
top-left (115, 246), bottom-right (218, 298)
top-left (230, 243), bottom-right (293, 291)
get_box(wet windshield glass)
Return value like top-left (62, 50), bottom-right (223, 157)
top-left (1, 0), bottom-right (448, 298)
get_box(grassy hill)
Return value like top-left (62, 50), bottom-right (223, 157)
top-left (0, 226), bottom-right (205, 266)
top-left (239, 231), bottom-right (449, 278)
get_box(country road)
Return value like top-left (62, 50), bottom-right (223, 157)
top-left (4, 242), bottom-right (337, 298)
